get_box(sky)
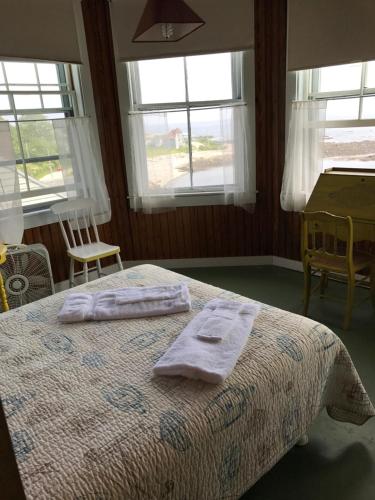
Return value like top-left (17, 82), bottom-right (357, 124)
top-left (138, 52), bottom-right (233, 126)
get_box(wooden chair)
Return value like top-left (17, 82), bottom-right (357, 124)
top-left (0, 244), bottom-right (9, 312)
top-left (51, 199), bottom-right (123, 287)
top-left (301, 211), bottom-right (375, 330)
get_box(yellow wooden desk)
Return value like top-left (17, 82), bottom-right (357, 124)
top-left (305, 169), bottom-right (375, 305)
top-left (0, 245), bottom-right (9, 312)
top-left (306, 169), bottom-right (375, 242)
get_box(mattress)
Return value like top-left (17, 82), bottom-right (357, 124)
top-left (0, 264), bottom-right (373, 499)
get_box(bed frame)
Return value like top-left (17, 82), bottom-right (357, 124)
top-left (0, 399), bottom-right (26, 499)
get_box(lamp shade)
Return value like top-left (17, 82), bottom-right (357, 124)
top-left (133, 0), bottom-right (205, 42)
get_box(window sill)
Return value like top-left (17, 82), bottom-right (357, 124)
top-left (129, 191), bottom-right (239, 210)
top-left (24, 208), bottom-right (59, 230)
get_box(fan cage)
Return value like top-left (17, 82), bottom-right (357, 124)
top-left (0, 244), bottom-right (55, 310)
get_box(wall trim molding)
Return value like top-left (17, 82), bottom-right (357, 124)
top-left (55, 255), bottom-right (302, 292)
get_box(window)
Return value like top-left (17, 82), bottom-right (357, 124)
top-left (0, 61), bottom-right (80, 212)
top-left (123, 51), bottom-right (253, 208)
top-left (302, 61), bottom-right (375, 170)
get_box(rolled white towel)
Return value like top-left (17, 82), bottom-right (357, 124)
top-left (58, 284), bottom-right (191, 323)
top-left (153, 299), bottom-right (261, 384)
top-left (57, 293), bottom-right (94, 323)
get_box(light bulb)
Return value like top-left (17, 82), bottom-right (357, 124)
top-left (161, 23), bottom-right (174, 40)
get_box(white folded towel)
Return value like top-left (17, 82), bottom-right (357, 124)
top-left (58, 284), bottom-right (191, 323)
top-left (115, 285), bottom-right (183, 305)
top-left (153, 299), bottom-right (261, 384)
top-left (197, 299), bottom-right (250, 342)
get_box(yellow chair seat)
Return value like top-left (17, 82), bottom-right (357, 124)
top-left (310, 251), bottom-right (374, 274)
top-left (67, 242), bottom-right (121, 263)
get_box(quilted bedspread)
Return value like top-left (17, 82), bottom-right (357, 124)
top-left (0, 264), bottom-right (374, 500)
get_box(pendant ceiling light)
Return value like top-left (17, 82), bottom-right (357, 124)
top-left (133, 0), bottom-right (205, 43)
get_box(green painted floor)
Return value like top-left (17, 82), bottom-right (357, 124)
top-left (177, 266), bottom-right (375, 500)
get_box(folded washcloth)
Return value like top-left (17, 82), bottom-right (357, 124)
top-left (197, 299), bottom-right (253, 342)
top-left (153, 299), bottom-right (261, 384)
top-left (58, 284), bottom-right (191, 323)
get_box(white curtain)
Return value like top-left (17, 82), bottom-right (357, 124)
top-left (53, 117), bottom-right (111, 224)
top-left (128, 105), bottom-right (254, 213)
top-left (129, 112), bottom-right (176, 213)
top-left (0, 122), bottom-right (24, 244)
top-left (281, 100), bottom-right (327, 212)
top-left (224, 104), bottom-right (256, 208)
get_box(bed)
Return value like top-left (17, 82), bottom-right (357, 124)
top-left (0, 264), bottom-right (374, 499)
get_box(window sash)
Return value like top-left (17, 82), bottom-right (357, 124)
top-left (296, 62), bottom-right (375, 171)
top-left (128, 52), bottom-right (243, 110)
top-left (127, 52), bottom-right (244, 193)
top-left (308, 61), bottom-right (375, 120)
top-left (0, 61), bottom-right (77, 211)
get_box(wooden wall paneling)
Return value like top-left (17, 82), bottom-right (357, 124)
top-left (180, 207), bottom-right (194, 258)
top-left (168, 210), bottom-right (183, 259)
top-left (211, 206), bottom-right (224, 257)
top-left (143, 212), bottom-right (155, 259)
top-left (81, 0), bottom-right (134, 261)
top-left (152, 214), bottom-right (164, 260)
top-left (22, 0), bottom-right (294, 282)
top-left (228, 205), bottom-right (238, 257)
top-left (203, 206), bottom-right (215, 257)
top-left (159, 212), bottom-right (172, 259)
top-left (237, 208), bottom-right (246, 256)
top-left (254, 0), bottom-right (288, 258)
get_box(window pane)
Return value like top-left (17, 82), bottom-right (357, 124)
top-left (37, 64), bottom-right (59, 84)
top-left (26, 160), bottom-right (63, 189)
top-left (137, 58), bottom-right (185, 104)
top-left (14, 94), bottom-right (42, 110)
top-left (190, 108), bottom-right (234, 187)
top-left (4, 62), bottom-right (37, 84)
top-left (18, 120), bottom-right (58, 158)
top-left (186, 53), bottom-right (233, 102)
top-left (0, 95), bottom-right (10, 110)
top-left (42, 94), bottom-right (63, 109)
top-left (326, 98), bottom-right (359, 120)
top-left (323, 127), bottom-right (375, 170)
top-left (8, 123), bottom-right (21, 159)
top-left (362, 96), bottom-right (375, 119)
top-left (365, 61), bottom-right (375, 88)
top-left (0, 65), bottom-right (5, 84)
top-left (143, 111), bottom-right (190, 189)
top-left (319, 63), bottom-right (362, 92)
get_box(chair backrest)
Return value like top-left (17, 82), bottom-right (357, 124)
top-left (51, 198), bottom-right (100, 250)
top-left (301, 211), bottom-right (353, 268)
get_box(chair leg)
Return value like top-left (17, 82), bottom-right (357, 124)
top-left (96, 259), bottom-right (102, 279)
top-left (83, 262), bottom-right (89, 283)
top-left (303, 265), bottom-right (312, 316)
top-left (116, 253), bottom-right (123, 271)
top-left (69, 258), bottom-right (75, 288)
top-left (319, 271), bottom-right (328, 298)
top-left (343, 273), bottom-right (355, 330)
